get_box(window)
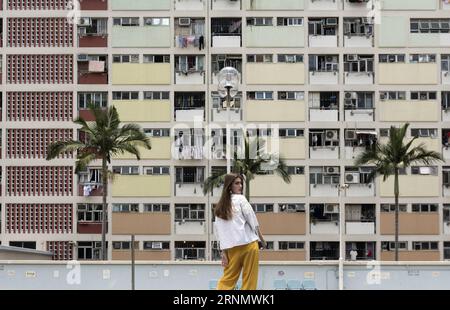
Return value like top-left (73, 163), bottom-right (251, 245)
top-left (442, 55), bottom-right (450, 72)
top-left (412, 242), bottom-right (438, 250)
top-left (112, 204), bottom-right (139, 213)
top-left (112, 241), bottom-right (138, 250)
top-left (379, 91), bottom-right (406, 101)
top-left (144, 204), bottom-right (170, 212)
top-left (143, 241), bottom-right (170, 250)
top-left (277, 17), bottom-right (303, 26)
top-left (247, 91), bottom-right (273, 100)
top-left (443, 92), bottom-right (450, 110)
top-left (410, 92), bottom-right (437, 100)
top-left (78, 92), bottom-right (107, 109)
top-left (308, 18), bottom-right (337, 36)
top-left (113, 17), bottom-right (139, 26)
top-left (77, 241), bottom-right (102, 260)
top-left (309, 167), bottom-right (340, 185)
top-left (279, 129), bottom-right (304, 137)
top-left (143, 55), bottom-right (170, 63)
top-left (143, 18), bottom-right (169, 26)
top-left (78, 204), bottom-right (103, 222)
top-left (143, 91), bottom-right (170, 100)
top-left (9, 241), bottom-right (36, 249)
top-left (278, 91), bottom-right (304, 100)
top-left (246, 54), bottom-right (273, 63)
top-left (112, 54), bottom-right (139, 63)
top-left (112, 166), bottom-right (139, 175)
top-left (379, 54), bottom-right (405, 63)
top-left (175, 204), bottom-right (205, 221)
top-left (344, 55), bottom-right (374, 73)
top-left (176, 55), bottom-right (204, 72)
top-left (112, 92), bottom-right (139, 100)
top-left (411, 166), bottom-right (437, 175)
top-left (287, 166), bottom-right (305, 175)
top-left (343, 17), bottom-right (373, 37)
top-left (410, 128), bottom-right (437, 138)
top-left (279, 204), bottom-right (305, 213)
top-left (409, 54), bottom-right (436, 63)
top-left (412, 204), bottom-right (438, 212)
top-left (380, 204), bottom-right (407, 212)
top-left (410, 19), bottom-right (450, 33)
top-left (279, 242), bottom-right (304, 250)
top-left (144, 166), bottom-right (170, 175)
top-left (277, 54), bottom-right (303, 63)
top-left (175, 167), bottom-right (205, 183)
top-left (247, 17), bottom-right (273, 26)
top-left (144, 129), bottom-right (170, 137)
top-left (381, 241), bottom-right (407, 251)
top-left (309, 55), bottom-right (339, 72)
top-left (253, 204), bottom-right (273, 213)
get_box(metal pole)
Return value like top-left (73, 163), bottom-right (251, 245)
top-left (226, 87), bottom-right (231, 174)
top-left (338, 185), bottom-right (345, 290)
top-left (131, 234), bottom-right (135, 290)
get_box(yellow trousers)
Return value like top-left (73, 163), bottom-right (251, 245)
top-left (217, 241), bottom-right (259, 290)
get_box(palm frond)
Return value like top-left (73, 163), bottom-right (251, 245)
top-left (46, 140), bottom-right (85, 160)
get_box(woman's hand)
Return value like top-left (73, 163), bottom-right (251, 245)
top-left (221, 252), bottom-right (229, 267)
top-left (259, 240), bottom-right (267, 250)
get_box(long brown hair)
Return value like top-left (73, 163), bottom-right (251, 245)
top-left (214, 173), bottom-right (244, 220)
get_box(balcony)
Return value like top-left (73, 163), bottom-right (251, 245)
top-left (174, 167), bottom-right (205, 197)
top-left (211, 93), bottom-right (242, 122)
top-left (309, 92), bottom-right (339, 121)
top-left (309, 108), bottom-right (338, 122)
top-left (78, 169), bottom-right (103, 197)
top-left (212, 0), bottom-right (241, 10)
top-left (246, 0), bottom-right (305, 10)
top-left (112, 213), bottom-right (171, 235)
top-left (113, 100), bottom-right (171, 122)
top-left (378, 63), bottom-right (438, 85)
top-left (310, 204), bottom-right (340, 234)
top-left (379, 100), bottom-right (439, 122)
top-left (174, 93), bottom-right (205, 121)
top-left (78, 18), bottom-right (108, 48)
top-left (344, 130), bottom-right (377, 160)
top-left (309, 130), bottom-right (340, 158)
top-left (310, 184), bottom-right (339, 197)
top-left (211, 18), bottom-right (242, 47)
top-left (345, 204), bottom-right (375, 234)
top-left (344, 109), bottom-right (374, 122)
top-left (112, 26), bottom-right (170, 48)
top-left (380, 213), bottom-right (440, 235)
top-left (174, 19), bottom-right (205, 51)
top-left (257, 213), bottom-right (306, 235)
top-left (307, 0), bottom-right (339, 10)
top-left (80, 0), bottom-right (108, 10)
top-left (442, 71), bottom-right (450, 85)
top-left (346, 242), bottom-right (376, 261)
top-left (379, 175), bottom-right (439, 197)
top-left (309, 69), bottom-right (339, 85)
top-left (77, 222), bottom-right (102, 234)
top-left (112, 63), bottom-right (171, 85)
top-left (78, 56), bottom-right (108, 84)
top-left (259, 250), bottom-right (306, 261)
top-left (249, 175), bottom-right (306, 197)
top-left (344, 72), bottom-right (374, 85)
top-left (173, 130), bottom-right (205, 160)
top-left (308, 18), bottom-right (338, 48)
top-left (246, 63), bottom-right (304, 85)
top-left (112, 175), bottom-right (171, 197)
top-left (380, 251), bottom-right (440, 261)
top-left (175, 66), bottom-right (205, 85)
top-left (245, 100), bottom-right (305, 122)
top-left (246, 25), bottom-right (304, 48)
top-left (111, 0), bottom-right (171, 10)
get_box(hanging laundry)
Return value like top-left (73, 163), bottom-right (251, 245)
top-left (83, 185), bottom-right (93, 196)
top-left (199, 35), bottom-right (204, 50)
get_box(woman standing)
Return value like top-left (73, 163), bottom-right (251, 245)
top-left (214, 173), bottom-right (267, 290)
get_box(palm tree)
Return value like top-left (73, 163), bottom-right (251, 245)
top-left (203, 135), bottom-right (291, 201)
top-left (355, 123), bottom-right (443, 261)
top-left (46, 105), bottom-right (151, 260)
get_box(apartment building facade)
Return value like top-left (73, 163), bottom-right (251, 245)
top-left (0, 0), bottom-right (450, 262)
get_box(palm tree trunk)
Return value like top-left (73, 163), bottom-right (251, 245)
top-left (101, 157), bottom-right (108, 260)
top-left (394, 168), bottom-right (399, 262)
top-left (245, 177), bottom-right (250, 202)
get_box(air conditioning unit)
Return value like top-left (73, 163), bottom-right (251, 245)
top-left (178, 18), bottom-right (191, 27)
top-left (152, 242), bottom-right (162, 249)
top-left (345, 172), bottom-right (360, 184)
top-left (347, 54), bottom-right (358, 62)
top-left (323, 204), bottom-right (339, 214)
top-left (325, 130), bottom-right (338, 141)
top-left (345, 130), bottom-right (357, 140)
top-left (78, 27), bottom-right (87, 36)
top-left (326, 56), bottom-right (334, 62)
top-left (361, 17), bottom-right (372, 24)
top-left (77, 54), bottom-right (89, 62)
top-left (344, 92), bottom-right (357, 100)
top-left (325, 166), bottom-right (338, 174)
top-left (78, 17), bottom-right (92, 26)
top-left (380, 93), bottom-right (387, 101)
top-left (326, 18), bottom-right (338, 26)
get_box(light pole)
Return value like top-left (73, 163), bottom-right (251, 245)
top-left (338, 183), bottom-right (349, 290)
top-left (217, 67), bottom-right (240, 174)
